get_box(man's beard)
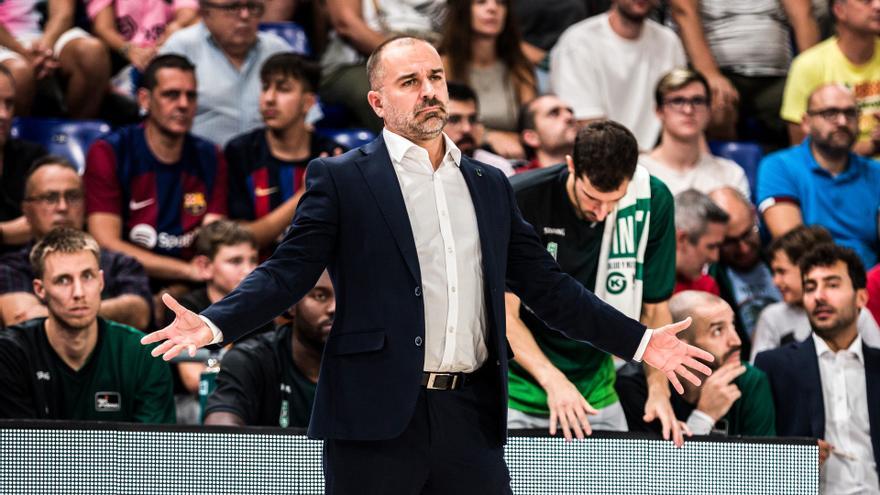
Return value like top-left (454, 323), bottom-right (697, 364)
top-left (385, 97), bottom-right (448, 141)
top-left (456, 134), bottom-right (477, 156)
top-left (812, 127), bottom-right (855, 159)
top-left (809, 300), bottom-right (859, 342)
top-left (616, 2), bottom-right (650, 23)
top-left (294, 313), bottom-right (330, 353)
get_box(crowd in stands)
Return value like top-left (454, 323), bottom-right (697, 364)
top-left (1, 0), bottom-right (880, 492)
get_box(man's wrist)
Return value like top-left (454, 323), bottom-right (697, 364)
top-left (687, 409), bottom-right (715, 435)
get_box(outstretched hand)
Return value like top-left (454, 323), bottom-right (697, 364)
top-left (140, 293), bottom-right (214, 361)
top-left (642, 317), bottom-right (714, 395)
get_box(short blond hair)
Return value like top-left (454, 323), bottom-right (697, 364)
top-left (30, 227), bottom-right (100, 279)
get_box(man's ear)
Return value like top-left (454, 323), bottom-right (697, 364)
top-left (521, 129), bottom-right (540, 149)
top-left (137, 88), bottom-right (151, 115)
top-left (857, 287), bottom-right (869, 310)
top-left (675, 229), bottom-right (690, 247)
top-left (33, 278), bottom-right (46, 303)
top-left (193, 255), bottom-right (213, 280)
top-left (302, 92), bottom-right (317, 113)
top-left (565, 154), bottom-right (575, 175)
top-left (367, 90), bottom-right (384, 119)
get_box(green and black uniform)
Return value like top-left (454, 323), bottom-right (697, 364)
top-left (615, 361), bottom-right (776, 436)
top-left (507, 165), bottom-right (676, 415)
top-left (205, 324), bottom-right (317, 427)
top-left (0, 317), bottom-right (175, 423)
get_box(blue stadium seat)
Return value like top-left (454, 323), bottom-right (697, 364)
top-left (11, 118), bottom-right (111, 173)
top-left (259, 22), bottom-right (311, 56)
top-left (316, 128), bottom-right (376, 149)
top-left (708, 140), bottom-right (764, 201)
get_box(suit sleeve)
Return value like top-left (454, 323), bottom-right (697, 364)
top-left (502, 175), bottom-right (647, 360)
top-left (202, 158), bottom-right (339, 343)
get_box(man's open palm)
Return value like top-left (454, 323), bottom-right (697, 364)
top-left (141, 293), bottom-right (214, 360)
top-left (642, 317), bottom-right (714, 394)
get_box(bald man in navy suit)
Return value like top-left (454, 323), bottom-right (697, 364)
top-left (144, 36), bottom-right (714, 494)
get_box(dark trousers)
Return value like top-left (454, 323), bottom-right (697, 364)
top-left (323, 368), bottom-right (512, 495)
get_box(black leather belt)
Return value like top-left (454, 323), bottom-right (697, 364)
top-left (421, 368), bottom-right (485, 390)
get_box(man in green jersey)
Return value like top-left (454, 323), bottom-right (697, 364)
top-left (507, 121), bottom-right (684, 442)
top-left (0, 227), bottom-right (175, 422)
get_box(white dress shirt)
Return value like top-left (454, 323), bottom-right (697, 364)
top-left (814, 333), bottom-right (880, 495)
top-left (384, 129), bottom-right (488, 372)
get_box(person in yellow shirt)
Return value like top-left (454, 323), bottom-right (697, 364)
top-left (781, 0), bottom-right (880, 157)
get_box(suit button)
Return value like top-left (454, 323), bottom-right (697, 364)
top-left (496, 360), bottom-right (501, 366)
top-left (414, 286), bottom-right (422, 297)
top-left (415, 336), bottom-right (423, 347)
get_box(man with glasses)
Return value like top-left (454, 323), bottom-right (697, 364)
top-left (782, 0), bottom-right (880, 157)
top-left (0, 156), bottom-right (152, 330)
top-left (641, 68), bottom-right (750, 199)
top-left (709, 186), bottom-right (781, 357)
top-left (159, 0), bottom-right (291, 145)
top-left (444, 82), bottom-right (514, 176)
top-left (759, 83), bottom-right (880, 267)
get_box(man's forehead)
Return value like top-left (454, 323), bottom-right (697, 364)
top-left (155, 68), bottom-right (197, 87)
top-left (809, 86), bottom-right (856, 109)
top-left (535, 96), bottom-right (567, 113)
top-left (448, 99), bottom-right (476, 115)
top-left (695, 301), bottom-right (734, 328)
top-left (44, 250), bottom-right (99, 274)
top-left (381, 42), bottom-right (442, 74)
top-left (29, 166), bottom-right (80, 191)
top-left (805, 262), bottom-right (848, 280)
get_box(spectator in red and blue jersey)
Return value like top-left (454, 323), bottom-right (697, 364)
top-left (84, 54), bottom-right (227, 285)
top-left (225, 52), bottom-right (342, 248)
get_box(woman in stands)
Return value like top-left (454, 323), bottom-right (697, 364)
top-left (439, 0), bottom-right (536, 159)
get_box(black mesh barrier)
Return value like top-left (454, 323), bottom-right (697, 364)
top-left (1, 421), bottom-right (818, 494)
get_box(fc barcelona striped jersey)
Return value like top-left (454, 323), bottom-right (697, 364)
top-left (224, 128), bottom-right (341, 221)
top-left (84, 125), bottom-right (227, 259)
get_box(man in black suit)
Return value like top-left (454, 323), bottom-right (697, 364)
top-left (756, 244), bottom-right (880, 493)
top-left (143, 36), bottom-right (713, 494)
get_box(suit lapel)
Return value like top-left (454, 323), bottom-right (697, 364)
top-left (863, 344), bottom-right (880, 470)
top-left (459, 157), bottom-right (496, 285)
top-left (799, 338), bottom-right (826, 438)
top-left (356, 137), bottom-right (421, 283)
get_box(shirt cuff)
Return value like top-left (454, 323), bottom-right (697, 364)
top-left (198, 315), bottom-right (224, 344)
top-left (686, 410), bottom-right (716, 436)
top-left (631, 328), bottom-right (653, 362)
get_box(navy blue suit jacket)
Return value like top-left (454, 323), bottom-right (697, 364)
top-left (754, 336), bottom-right (880, 474)
top-left (203, 136), bottom-right (646, 444)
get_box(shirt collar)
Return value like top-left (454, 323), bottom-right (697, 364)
top-left (812, 331), bottom-right (864, 363)
top-left (382, 128), bottom-right (461, 169)
top-left (801, 137), bottom-right (862, 180)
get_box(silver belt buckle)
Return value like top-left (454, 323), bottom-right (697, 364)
top-left (426, 372), bottom-right (459, 390)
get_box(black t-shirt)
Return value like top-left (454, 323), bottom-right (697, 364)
top-left (205, 323), bottom-right (317, 427)
top-left (224, 128), bottom-right (342, 221)
top-left (0, 139), bottom-right (47, 253)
